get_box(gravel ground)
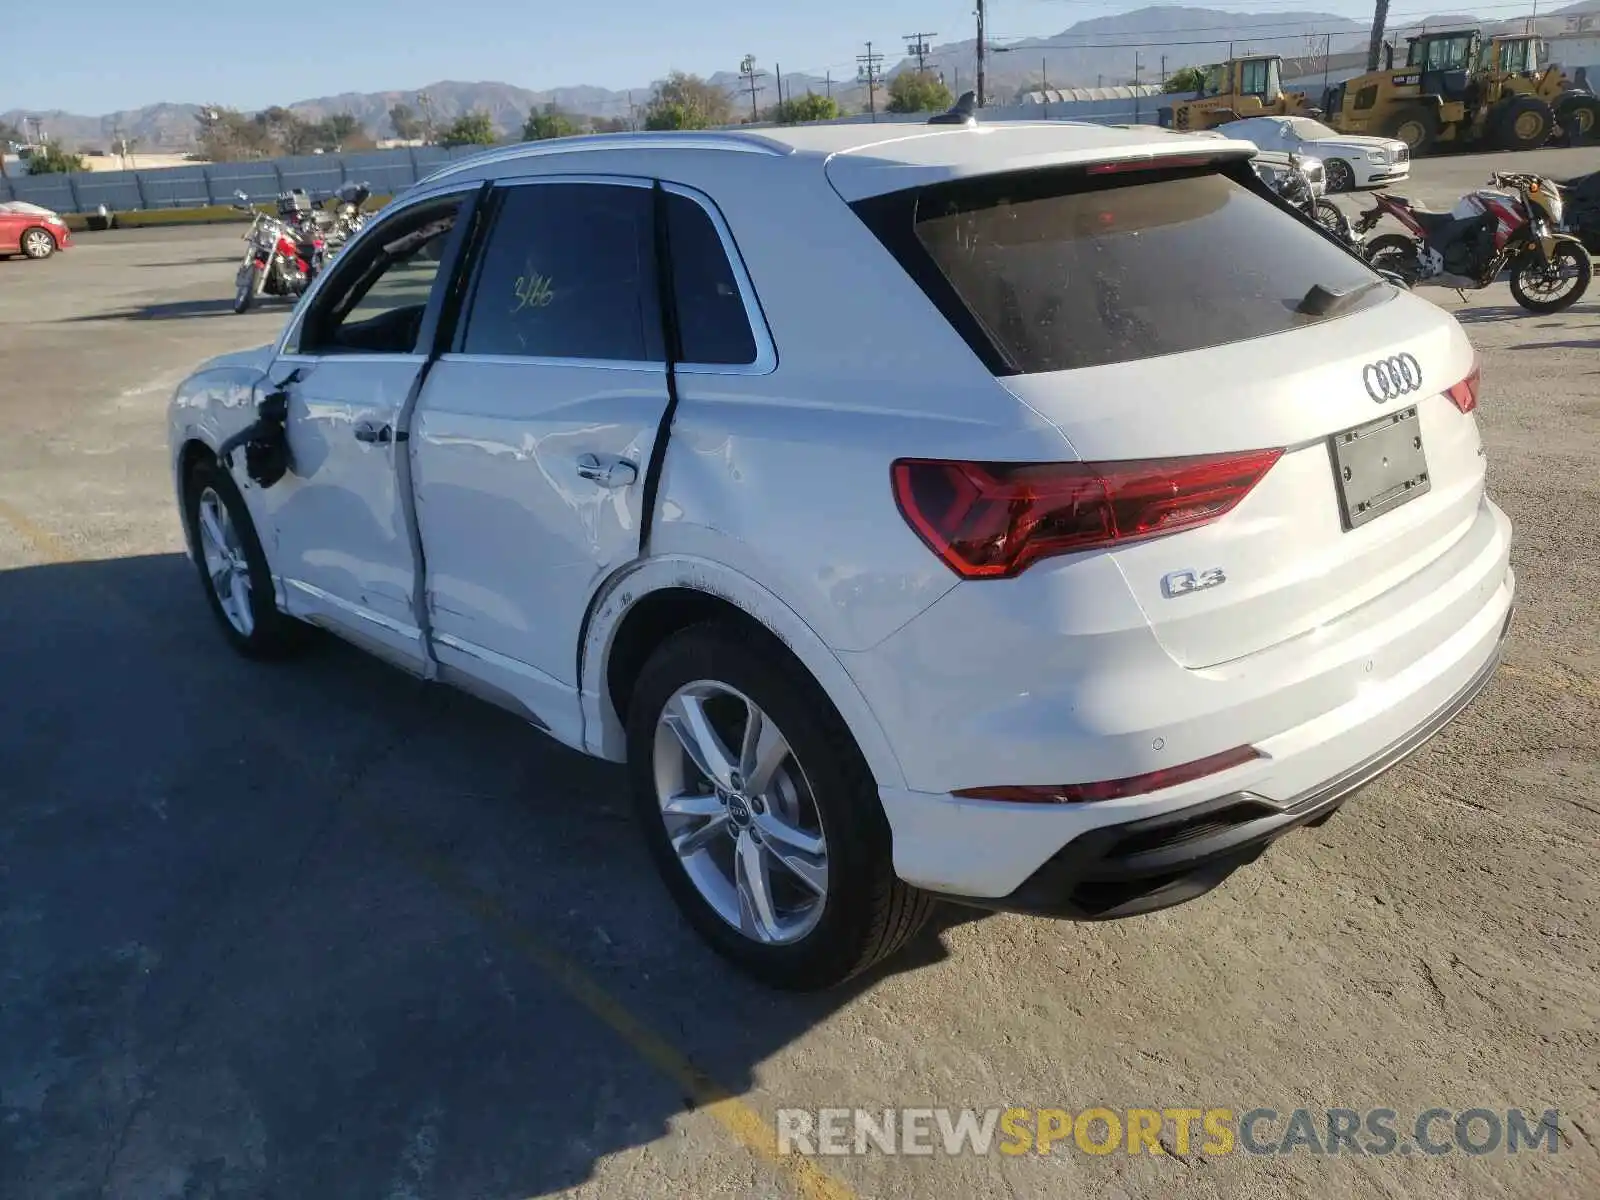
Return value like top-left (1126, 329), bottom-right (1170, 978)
top-left (1, 146), bottom-right (1597, 1200)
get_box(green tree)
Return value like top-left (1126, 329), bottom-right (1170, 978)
top-left (886, 71), bottom-right (954, 114)
top-left (1164, 66), bottom-right (1208, 94)
top-left (322, 113), bottom-right (361, 145)
top-left (195, 107), bottom-right (276, 161)
top-left (523, 103), bottom-right (579, 141)
top-left (440, 110), bottom-right (499, 147)
top-left (644, 71), bottom-right (734, 130)
top-left (769, 93), bottom-right (840, 124)
top-left (591, 115), bottom-right (631, 133)
top-left (24, 142), bottom-right (87, 174)
top-left (389, 102), bottom-right (424, 140)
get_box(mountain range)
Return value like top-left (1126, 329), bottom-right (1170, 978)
top-left (8, 3), bottom-right (1600, 151)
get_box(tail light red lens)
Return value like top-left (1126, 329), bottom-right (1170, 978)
top-left (1445, 359), bottom-right (1480, 414)
top-left (954, 746), bottom-right (1263, 804)
top-left (891, 450), bottom-right (1283, 580)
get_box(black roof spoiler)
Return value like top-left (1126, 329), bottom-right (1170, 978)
top-left (928, 92), bottom-right (979, 125)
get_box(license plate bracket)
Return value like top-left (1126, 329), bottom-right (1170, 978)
top-left (1329, 405), bottom-right (1430, 530)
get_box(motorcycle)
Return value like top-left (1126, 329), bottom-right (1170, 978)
top-left (1551, 169), bottom-right (1600, 255)
top-left (230, 189), bottom-right (327, 314)
top-left (1356, 172), bottom-right (1592, 313)
top-left (1256, 152), bottom-right (1350, 245)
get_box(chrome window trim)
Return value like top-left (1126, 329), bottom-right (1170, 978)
top-left (438, 353), bottom-right (668, 374)
top-left (659, 181), bottom-right (777, 377)
top-left (276, 180), bottom-right (480, 358)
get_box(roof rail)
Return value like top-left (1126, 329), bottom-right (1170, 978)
top-left (419, 131), bottom-right (790, 184)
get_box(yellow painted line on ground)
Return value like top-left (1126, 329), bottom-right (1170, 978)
top-left (0, 498), bottom-right (74, 563)
top-left (359, 808), bottom-right (858, 1200)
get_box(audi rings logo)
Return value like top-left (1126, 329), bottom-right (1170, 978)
top-left (1363, 354), bottom-right (1422, 403)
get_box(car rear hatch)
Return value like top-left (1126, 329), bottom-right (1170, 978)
top-left (854, 154), bottom-right (1486, 670)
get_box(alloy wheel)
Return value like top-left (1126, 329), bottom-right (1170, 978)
top-left (196, 487), bottom-right (254, 637)
top-left (653, 681), bottom-right (829, 945)
top-left (21, 229), bottom-right (53, 258)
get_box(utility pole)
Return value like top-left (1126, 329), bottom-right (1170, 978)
top-left (739, 55), bottom-right (767, 123)
top-left (905, 32), bottom-right (938, 75)
top-left (1160, 54), bottom-right (1168, 85)
top-left (627, 91), bottom-right (638, 132)
top-left (825, 70), bottom-right (833, 100)
top-left (775, 62), bottom-right (784, 109)
top-left (1367, 0), bottom-right (1390, 71)
top-left (1323, 33), bottom-right (1333, 92)
top-left (857, 41), bottom-right (885, 121)
top-left (975, 0), bottom-right (988, 107)
top-left (1134, 52), bottom-right (1142, 123)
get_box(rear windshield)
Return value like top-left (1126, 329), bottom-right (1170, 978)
top-left (864, 165), bottom-right (1385, 374)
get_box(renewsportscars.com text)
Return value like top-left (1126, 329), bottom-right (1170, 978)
top-left (775, 1106), bottom-right (1561, 1158)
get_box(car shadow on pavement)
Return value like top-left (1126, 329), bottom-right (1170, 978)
top-left (1508, 337), bottom-right (1600, 350)
top-left (137, 256), bottom-right (248, 268)
top-left (0, 551), bottom-right (980, 1200)
top-left (59, 298), bottom-right (252, 322)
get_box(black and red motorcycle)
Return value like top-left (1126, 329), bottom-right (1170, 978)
top-left (1356, 172), bottom-right (1591, 313)
top-left (230, 189), bottom-right (327, 314)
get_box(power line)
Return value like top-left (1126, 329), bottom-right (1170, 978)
top-left (904, 32), bottom-right (938, 74)
top-left (857, 41), bottom-right (885, 120)
top-left (738, 54), bottom-right (767, 123)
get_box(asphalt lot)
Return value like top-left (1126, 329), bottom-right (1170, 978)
top-left (2, 147), bottom-right (1598, 1200)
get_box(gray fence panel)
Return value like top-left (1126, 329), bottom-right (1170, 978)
top-left (3, 175), bottom-right (77, 212)
top-left (337, 149), bottom-right (418, 195)
top-left (274, 154), bottom-right (346, 200)
top-left (204, 161), bottom-right (281, 205)
top-left (67, 171), bottom-right (144, 211)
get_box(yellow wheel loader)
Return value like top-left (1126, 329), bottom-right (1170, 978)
top-left (1322, 30), bottom-right (1599, 154)
top-left (1159, 56), bottom-right (1318, 132)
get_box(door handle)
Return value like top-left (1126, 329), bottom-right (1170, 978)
top-left (354, 420), bottom-right (400, 445)
top-left (576, 453), bottom-right (638, 488)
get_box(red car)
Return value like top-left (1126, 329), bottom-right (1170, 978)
top-left (0, 202), bottom-right (72, 259)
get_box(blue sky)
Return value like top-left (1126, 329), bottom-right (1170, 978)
top-left (10, 0), bottom-right (1541, 113)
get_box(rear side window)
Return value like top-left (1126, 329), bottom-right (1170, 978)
top-left (665, 191), bottom-right (758, 366)
top-left (460, 182), bottom-right (663, 363)
top-left (861, 165), bottom-right (1384, 374)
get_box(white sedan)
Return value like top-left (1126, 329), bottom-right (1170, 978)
top-left (168, 121), bottom-right (1510, 990)
top-left (1215, 115), bottom-right (1410, 193)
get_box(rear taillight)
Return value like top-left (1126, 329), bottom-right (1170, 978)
top-left (890, 450), bottom-right (1283, 580)
top-left (954, 746), bottom-right (1263, 804)
top-left (1445, 359), bottom-right (1480, 414)
top-left (1087, 154), bottom-right (1217, 175)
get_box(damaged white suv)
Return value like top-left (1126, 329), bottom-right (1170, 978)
top-left (169, 121), bottom-right (1513, 989)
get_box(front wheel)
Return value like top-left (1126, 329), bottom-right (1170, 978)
top-left (626, 622), bottom-right (935, 990)
top-left (183, 455), bottom-right (304, 657)
top-left (1324, 158), bottom-right (1356, 194)
top-left (19, 227), bottom-right (56, 259)
top-left (1364, 233), bottom-right (1423, 286)
top-left (1509, 241), bottom-right (1592, 313)
top-left (232, 263), bottom-right (255, 313)
top-left (1313, 199), bottom-right (1346, 236)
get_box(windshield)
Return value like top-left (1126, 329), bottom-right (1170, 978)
top-left (1288, 117), bottom-right (1340, 140)
top-left (1200, 64), bottom-right (1226, 96)
top-left (857, 165), bottom-right (1387, 374)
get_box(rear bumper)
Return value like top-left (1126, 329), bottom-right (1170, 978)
top-left (950, 601), bottom-right (1512, 919)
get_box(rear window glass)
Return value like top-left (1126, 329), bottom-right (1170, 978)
top-left (891, 167), bottom-right (1385, 374)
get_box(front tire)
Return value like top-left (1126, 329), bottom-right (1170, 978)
top-left (20, 227), bottom-right (56, 259)
top-left (1492, 95), bottom-right (1555, 151)
top-left (233, 264), bottom-right (255, 313)
top-left (1557, 94), bottom-right (1600, 145)
top-left (183, 455), bottom-right (303, 658)
top-left (1313, 198), bottom-right (1346, 236)
top-left (626, 622), bottom-right (935, 990)
top-left (1384, 106), bottom-right (1438, 155)
top-left (1364, 233), bottom-right (1424, 286)
top-left (1324, 158), bottom-right (1356, 194)
top-left (1509, 242), bottom-right (1592, 313)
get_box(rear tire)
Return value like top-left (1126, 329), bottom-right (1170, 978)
top-left (1509, 242), bottom-right (1592, 314)
top-left (19, 227), bottom-right (56, 259)
top-left (1492, 95), bottom-right (1555, 151)
top-left (1364, 233), bottom-right (1423, 286)
top-left (1383, 106), bottom-right (1438, 155)
top-left (625, 621), bottom-right (935, 991)
top-left (182, 455), bottom-right (304, 658)
top-left (1313, 198), bottom-right (1346, 235)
